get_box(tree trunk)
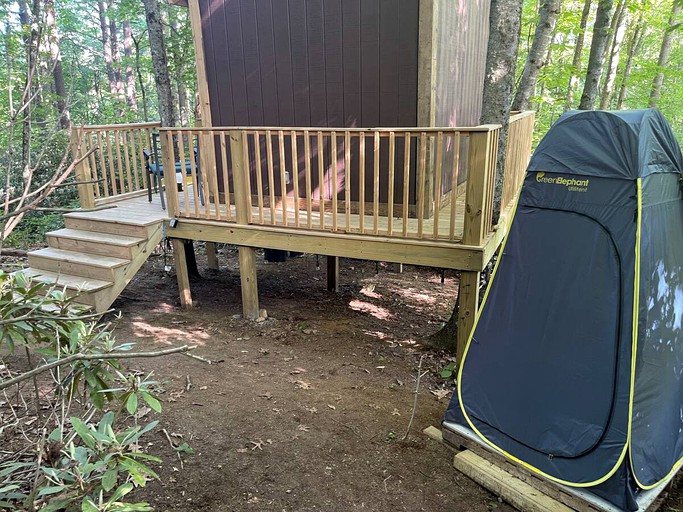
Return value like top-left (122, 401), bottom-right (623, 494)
top-left (649, 2), bottom-right (682, 108)
top-left (122, 21), bottom-right (138, 111)
top-left (482, 0), bottom-right (523, 224)
top-left (599, 0), bottom-right (627, 109)
top-left (44, 0), bottom-right (70, 129)
top-left (578, 0), bottom-right (614, 110)
top-left (512, 0), bottom-right (562, 111)
top-left (430, 0), bottom-right (522, 350)
top-left (616, 11), bottom-right (645, 109)
top-left (564, 0), bottom-right (592, 110)
top-left (18, 0), bottom-right (41, 171)
top-left (97, 1), bottom-right (117, 96)
top-left (142, 0), bottom-right (176, 127)
top-left (108, 0), bottom-right (125, 102)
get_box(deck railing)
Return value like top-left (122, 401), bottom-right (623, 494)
top-left (159, 124), bottom-right (507, 246)
top-left (70, 112), bottom-right (533, 249)
top-left (70, 122), bottom-right (161, 208)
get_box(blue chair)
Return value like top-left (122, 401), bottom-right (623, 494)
top-left (144, 132), bottom-right (204, 211)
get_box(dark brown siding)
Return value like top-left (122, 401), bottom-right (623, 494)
top-left (199, 0), bottom-right (419, 129)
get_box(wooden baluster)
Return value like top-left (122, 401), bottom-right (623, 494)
top-left (200, 132), bottom-right (213, 218)
top-left (230, 130), bottom-right (251, 226)
top-left (178, 131), bottom-right (197, 217)
top-left (85, 133), bottom-right (100, 199)
top-left (105, 131), bottom-right (117, 196)
top-left (114, 130), bottom-right (126, 194)
top-left (305, 131), bottom-right (313, 228)
top-left (290, 130), bottom-right (300, 227)
top-left (252, 132), bottom-right (264, 223)
top-left (417, 132), bottom-right (427, 238)
top-left (331, 131), bottom-right (338, 231)
top-left (317, 131), bottom-right (325, 230)
top-left (402, 133), bottom-right (411, 237)
top-left (128, 130), bottom-right (140, 191)
top-left (344, 131), bottom-right (351, 231)
top-left (373, 132), bottom-right (380, 234)
top-left (69, 126), bottom-right (94, 209)
top-left (242, 131), bottom-right (253, 224)
top-left (123, 130), bottom-right (134, 192)
top-left (278, 130), bottom-right (287, 226)
top-left (220, 132), bottom-right (232, 221)
top-left (359, 132), bottom-right (365, 233)
top-left (265, 130), bottom-right (275, 224)
top-left (206, 132), bottom-right (222, 220)
top-left (433, 131), bottom-right (444, 239)
top-left (449, 133), bottom-right (461, 240)
top-left (387, 132), bottom-right (395, 236)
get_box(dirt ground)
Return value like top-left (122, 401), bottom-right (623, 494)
top-left (105, 244), bottom-right (513, 512)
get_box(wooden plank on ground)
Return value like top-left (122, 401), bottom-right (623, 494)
top-left (422, 426), bottom-right (444, 444)
top-left (453, 450), bottom-right (574, 512)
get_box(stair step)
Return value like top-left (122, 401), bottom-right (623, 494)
top-left (20, 268), bottom-right (113, 293)
top-left (28, 248), bottom-right (129, 282)
top-left (64, 212), bottom-right (159, 238)
top-left (47, 229), bottom-right (146, 259)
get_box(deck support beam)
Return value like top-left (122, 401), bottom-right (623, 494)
top-left (457, 271), bottom-right (480, 366)
top-left (206, 242), bottom-right (219, 269)
top-left (172, 238), bottom-right (193, 308)
top-left (238, 246), bottom-right (259, 320)
top-left (327, 256), bottom-right (340, 292)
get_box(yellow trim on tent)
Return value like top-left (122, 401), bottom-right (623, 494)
top-left (456, 180), bottom-right (642, 489)
top-left (628, 179), bottom-right (683, 490)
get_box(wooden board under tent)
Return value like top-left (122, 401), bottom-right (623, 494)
top-left (423, 424), bottom-right (679, 512)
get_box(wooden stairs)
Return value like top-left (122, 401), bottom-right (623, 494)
top-left (20, 210), bottom-right (164, 312)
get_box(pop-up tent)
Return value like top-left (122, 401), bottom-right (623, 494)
top-left (444, 109), bottom-right (683, 511)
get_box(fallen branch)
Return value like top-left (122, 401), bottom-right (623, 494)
top-left (0, 249), bottom-right (27, 257)
top-left (34, 204), bottom-right (117, 213)
top-left (0, 309), bottom-right (113, 326)
top-left (402, 354), bottom-right (425, 441)
top-left (0, 345), bottom-right (197, 391)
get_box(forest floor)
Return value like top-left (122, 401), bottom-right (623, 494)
top-left (4, 244), bottom-right (683, 511)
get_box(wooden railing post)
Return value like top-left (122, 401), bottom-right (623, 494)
top-left (69, 126), bottom-right (95, 210)
top-left (230, 129), bottom-right (260, 321)
top-left (463, 128), bottom-right (496, 247)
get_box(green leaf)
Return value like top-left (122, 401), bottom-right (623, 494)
top-left (81, 497), bottom-right (100, 512)
top-left (102, 469), bottom-right (118, 492)
top-left (126, 393), bottom-right (138, 415)
top-left (71, 417), bottom-right (96, 449)
top-left (140, 391), bottom-right (161, 413)
top-left (38, 485), bottom-right (67, 496)
top-left (174, 442), bottom-right (194, 455)
top-left (109, 483), bottom-right (134, 503)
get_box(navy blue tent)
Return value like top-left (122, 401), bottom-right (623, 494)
top-left (445, 109), bottom-right (683, 510)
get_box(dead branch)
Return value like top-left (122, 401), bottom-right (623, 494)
top-left (0, 345), bottom-right (197, 391)
top-left (402, 354), bottom-right (425, 441)
top-left (0, 308), bottom-right (113, 326)
top-left (34, 204), bottom-right (116, 213)
top-left (0, 248), bottom-right (28, 257)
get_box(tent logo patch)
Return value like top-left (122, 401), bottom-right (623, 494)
top-left (536, 172), bottom-right (589, 193)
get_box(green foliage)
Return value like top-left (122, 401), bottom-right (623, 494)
top-left (439, 361), bottom-right (458, 380)
top-left (0, 271), bottom-right (165, 511)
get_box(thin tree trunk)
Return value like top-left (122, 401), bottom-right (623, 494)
top-left (142, 0), bottom-right (176, 127)
top-left (133, 34), bottom-right (149, 121)
top-left (122, 20), bottom-right (138, 111)
top-left (18, 0), bottom-right (41, 171)
top-left (649, 2), bottom-right (682, 107)
top-left (168, 13), bottom-right (189, 126)
top-left (45, 0), bottom-right (69, 128)
top-left (97, 1), bottom-right (117, 96)
top-left (565, 0), bottom-right (592, 110)
top-left (616, 11), bottom-right (645, 109)
top-left (578, 0), bottom-right (614, 110)
top-left (599, 0), bottom-right (627, 109)
top-left (512, 0), bottom-right (562, 111)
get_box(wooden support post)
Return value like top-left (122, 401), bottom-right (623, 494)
top-left (171, 238), bottom-right (193, 308)
top-left (238, 247), bottom-right (259, 320)
top-left (206, 242), bottom-right (219, 269)
top-left (457, 271), bottom-right (480, 366)
top-left (70, 126), bottom-right (95, 210)
top-left (463, 130), bottom-right (495, 247)
top-left (327, 256), bottom-right (340, 292)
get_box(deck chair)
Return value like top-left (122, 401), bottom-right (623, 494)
top-left (144, 132), bottom-right (204, 211)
